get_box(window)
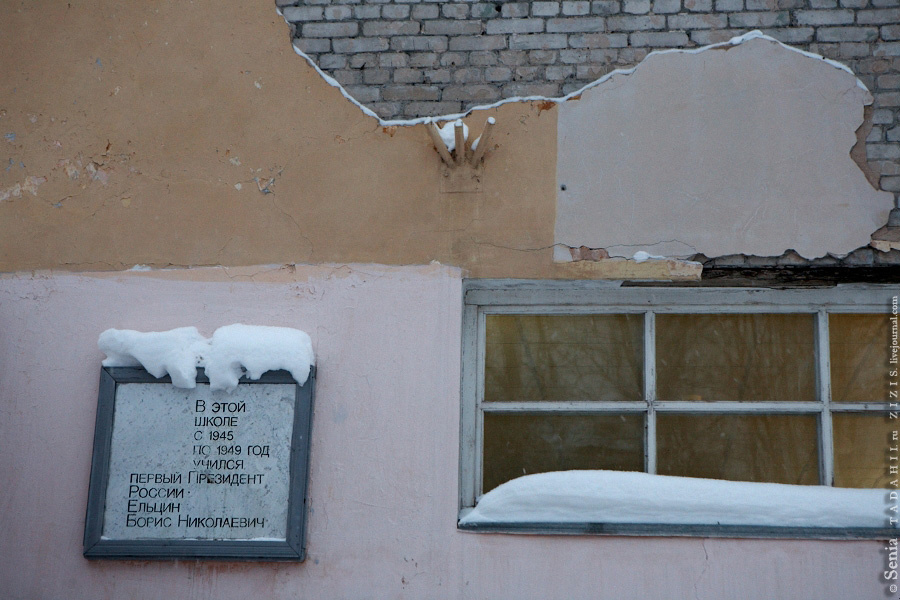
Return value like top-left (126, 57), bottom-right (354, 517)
top-left (458, 281), bottom-right (896, 537)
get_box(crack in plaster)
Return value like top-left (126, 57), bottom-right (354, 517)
top-left (279, 23), bottom-right (866, 128)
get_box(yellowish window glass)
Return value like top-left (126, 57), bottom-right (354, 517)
top-left (482, 413), bottom-right (644, 493)
top-left (834, 413), bottom-right (894, 488)
top-left (484, 315), bottom-right (643, 403)
top-left (657, 414), bottom-right (819, 485)
top-left (656, 314), bottom-right (816, 402)
top-left (829, 314), bottom-right (892, 403)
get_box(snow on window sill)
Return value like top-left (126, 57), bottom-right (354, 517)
top-left (457, 471), bottom-right (896, 540)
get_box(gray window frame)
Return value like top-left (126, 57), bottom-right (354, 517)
top-left (458, 280), bottom-right (897, 538)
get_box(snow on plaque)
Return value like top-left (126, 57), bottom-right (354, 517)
top-left (84, 325), bottom-right (315, 560)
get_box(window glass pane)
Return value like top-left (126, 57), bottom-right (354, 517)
top-left (657, 414), bottom-right (819, 485)
top-left (830, 314), bottom-right (892, 403)
top-left (484, 315), bottom-right (643, 402)
top-left (482, 413), bottom-right (644, 493)
top-left (656, 314), bottom-right (816, 402)
top-left (834, 413), bottom-right (894, 488)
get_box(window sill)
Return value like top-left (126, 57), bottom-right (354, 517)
top-left (457, 519), bottom-right (896, 540)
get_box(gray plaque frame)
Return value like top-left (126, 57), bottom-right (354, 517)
top-left (83, 366), bottom-right (314, 560)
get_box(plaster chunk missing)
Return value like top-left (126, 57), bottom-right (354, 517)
top-left (555, 36), bottom-right (894, 260)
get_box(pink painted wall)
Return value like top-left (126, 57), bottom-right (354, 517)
top-left (0, 266), bottom-right (884, 599)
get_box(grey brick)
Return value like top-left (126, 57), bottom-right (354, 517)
top-left (302, 21), bottom-right (358, 37)
top-left (689, 29), bottom-right (739, 44)
top-left (363, 68), bottom-right (390, 84)
top-left (797, 9), bottom-right (855, 24)
top-left (409, 52), bottom-right (439, 67)
top-left (353, 5), bottom-right (381, 19)
top-left (882, 176), bottom-right (900, 191)
top-left (442, 3), bottom-right (470, 18)
top-left (546, 65), bottom-right (576, 79)
top-left (486, 66), bottom-right (514, 81)
top-left (569, 32), bottom-right (629, 46)
top-left (623, 0), bottom-right (651, 13)
top-left (617, 47), bottom-right (649, 62)
top-left (324, 5), bottom-right (352, 19)
top-left (443, 84), bottom-right (503, 101)
top-left (529, 49), bottom-right (559, 63)
top-left (884, 24), bottom-right (900, 40)
top-left (653, 0), bottom-right (681, 12)
top-left (344, 85), bottom-right (381, 104)
top-left (393, 68), bottom-right (424, 83)
top-left (592, 0), bottom-right (621, 14)
top-left (514, 65), bottom-right (543, 80)
top-left (560, 48), bottom-right (591, 62)
top-left (872, 159), bottom-right (900, 175)
top-left (876, 91), bottom-right (900, 106)
top-left (283, 6), bottom-right (323, 22)
top-left (333, 37), bottom-right (389, 52)
top-left (876, 43), bottom-right (900, 56)
top-left (872, 0), bottom-right (900, 6)
top-left (509, 32), bottom-right (570, 48)
top-left (470, 51), bottom-right (499, 65)
top-left (440, 52), bottom-right (469, 66)
top-left (423, 68), bottom-right (453, 82)
top-left (453, 67), bottom-right (485, 83)
top-left (745, 0), bottom-right (776, 8)
top-left (761, 27), bottom-right (815, 43)
top-left (499, 50), bottom-right (529, 65)
top-left (878, 74), bottom-right (900, 88)
top-left (668, 13), bottom-right (729, 29)
top-left (682, 0), bottom-right (714, 10)
top-left (382, 4), bottom-right (411, 19)
top-left (471, 3), bottom-right (502, 18)
top-left (391, 36), bottom-right (449, 52)
top-left (840, 0), bottom-right (869, 7)
top-left (403, 102), bottom-right (462, 117)
top-left (502, 2), bottom-right (531, 17)
top-left (868, 143), bottom-right (900, 159)
top-left (715, 0), bottom-right (743, 11)
top-left (589, 48), bottom-right (619, 61)
top-left (411, 4), bottom-right (439, 19)
top-left (487, 18), bottom-right (545, 34)
top-left (378, 52), bottom-right (408, 67)
top-left (630, 31), bottom-right (690, 46)
top-left (449, 35), bottom-right (508, 50)
top-left (534, 2), bottom-right (563, 16)
top-left (546, 17), bottom-right (606, 32)
top-left (382, 85), bottom-right (442, 101)
top-left (318, 53), bottom-right (348, 69)
top-left (728, 11), bottom-right (789, 27)
top-left (607, 14), bottom-right (665, 30)
top-left (823, 26), bottom-right (879, 42)
top-left (424, 20), bottom-right (483, 35)
top-left (292, 38), bottom-right (330, 53)
top-left (363, 21), bottom-right (420, 36)
top-left (867, 126), bottom-right (884, 141)
top-left (576, 63), bottom-right (613, 78)
top-left (349, 53), bottom-right (379, 68)
top-left (809, 0), bottom-right (838, 6)
top-left (369, 103), bottom-right (403, 119)
top-left (563, 0), bottom-right (593, 14)
top-left (841, 42), bottom-right (875, 57)
top-left (503, 82), bottom-right (562, 95)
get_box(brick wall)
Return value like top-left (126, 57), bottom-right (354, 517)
top-left (280, 0), bottom-right (899, 199)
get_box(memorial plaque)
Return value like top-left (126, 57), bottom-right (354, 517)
top-left (83, 366), bottom-right (314, 560)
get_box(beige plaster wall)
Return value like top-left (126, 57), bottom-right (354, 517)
top-left (0, 0), bottom-right (695, 280)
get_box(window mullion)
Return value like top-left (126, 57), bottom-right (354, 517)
top-left (645, 310), bottom-right (657, 475)
top-left (817, 310), bottom-right (835, 486)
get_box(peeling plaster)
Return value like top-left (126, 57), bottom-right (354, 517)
top-left (554, 36), bottom-right (893, 260)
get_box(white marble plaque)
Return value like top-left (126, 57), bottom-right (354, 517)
top-left (102, 383), bottom-right (294, 541)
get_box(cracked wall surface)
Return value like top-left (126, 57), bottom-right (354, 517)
top-left (555, 36), bottom-right (894, 260)
top-left (282, 0), bottom-right (900, 201)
